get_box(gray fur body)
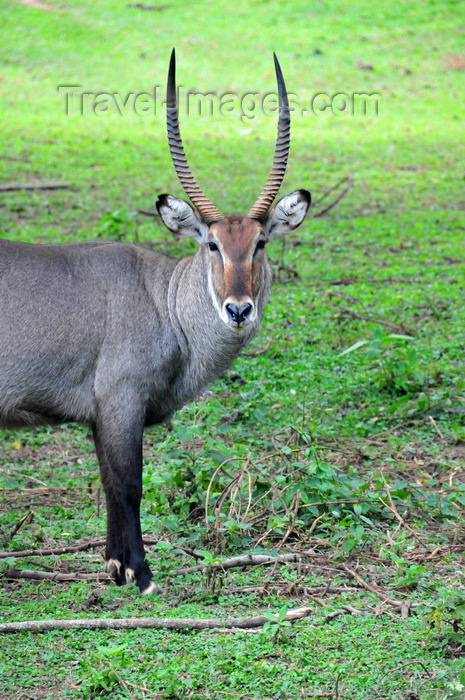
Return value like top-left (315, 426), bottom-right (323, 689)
top-left (0, 238), bottom-right (269, 430)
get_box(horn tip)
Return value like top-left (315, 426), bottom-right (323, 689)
top-left (169, 48), bottom-right (176, 72)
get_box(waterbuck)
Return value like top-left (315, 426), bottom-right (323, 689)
top-left (0, 50), bottom-right (310, 594)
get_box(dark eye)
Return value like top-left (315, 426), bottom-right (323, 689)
top-left (254, 239), bottom-right (266, 254)
top-left (208, 241), bottom-right (219, 252)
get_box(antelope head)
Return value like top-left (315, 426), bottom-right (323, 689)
top-left (157, 49), bottom-right (311, 331)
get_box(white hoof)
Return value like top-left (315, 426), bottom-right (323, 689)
top-left (125, 568), bottom-right (136, 584)
top-left (141, 581), bottom-right (164, 595)
top-left (105, 558), bottom-right (122, 576)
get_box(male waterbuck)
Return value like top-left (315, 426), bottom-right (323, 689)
top-left (0, 50), bottom-right (310, 593)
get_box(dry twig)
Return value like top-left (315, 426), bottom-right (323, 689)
top-left (137, 208), bottom-right (159, 217)
top-left (276, 489), bottom-right (301, 549)
top-left (379, 472), bottom-right (428, 551)
top-left (7, 512), bottom-right (34, 540)
top-left (241, 338), bottom-right (272, 357)
top-left (322, 605), bottom-right (364, 623)
top-left (428, 415), bottom-right (444, 440)
top-left (334, 305), bottom-right (413, 336)
top-left (312, 174), bottom-right (353, 218)
top-left (0, 182), bottom-right (71, 192)
top-left (341, 564), bottom-right (410, 612)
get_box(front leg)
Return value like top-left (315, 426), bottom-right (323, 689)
top-left (92, 425), bottom-right (126, 586)
top-left (92, 392), bottom-right (159, 594)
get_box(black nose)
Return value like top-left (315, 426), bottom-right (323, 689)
top-left (225, 303), bottom-right (253, 325)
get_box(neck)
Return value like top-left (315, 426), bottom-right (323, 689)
top-left (167, 247), bottom-right (269, 404)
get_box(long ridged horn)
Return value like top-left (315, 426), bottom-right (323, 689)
top-left (166, 49), bottom-right (224, 223)
top-left (247, 53), bottom-right (291, 221)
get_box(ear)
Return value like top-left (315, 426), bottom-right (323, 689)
top-left (156, 194), bottom-right (209, 242)
top-left (263, 189), bottom-right (311, 238)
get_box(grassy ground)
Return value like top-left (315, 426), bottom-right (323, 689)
top-left (1, 0), bottom-right (465, 698)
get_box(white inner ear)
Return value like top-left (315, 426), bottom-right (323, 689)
top-left (264, 190), bottom-right (310, 237)
top-left (158, 195), bottom-right (208, 241)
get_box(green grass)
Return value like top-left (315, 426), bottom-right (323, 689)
top-left (1, 0), bottom-right (465, 698)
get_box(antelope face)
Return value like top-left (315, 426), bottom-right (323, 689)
top-left (207, 216), bottom-right (266, 329)
top-left (157, 190), bottom-right (310, 331)
top-left (157, 48), bottom-right (311, 330)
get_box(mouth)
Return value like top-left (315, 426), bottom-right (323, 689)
top-left (226, 318), bottom-right (250, 331)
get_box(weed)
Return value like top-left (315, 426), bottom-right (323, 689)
top-left (97, 210), bottom-right (138, 241)
top-left (81, 644), bottom-right (131, 696)
top-left (262, 605), bottom-right (293, 641)
top-left (420, 585), bottom-right (465, 656)
top-left (341, 327), bottom-right (428, 398)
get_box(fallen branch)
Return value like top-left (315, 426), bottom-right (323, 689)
top-left (0, 537), bottom-right (200, 560)
top-left (0, 182), bottom-right (71, 192)
top-left (0, 605), bottom-right (312, 633)
top-left (0, 539), bottom-right (106, 559)
top-left (173, 551), bottom-right (307, 576)
top-left (3, 547), bottom-right (295, 583)
top-left (3, 568), bottom-right (111, 582)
